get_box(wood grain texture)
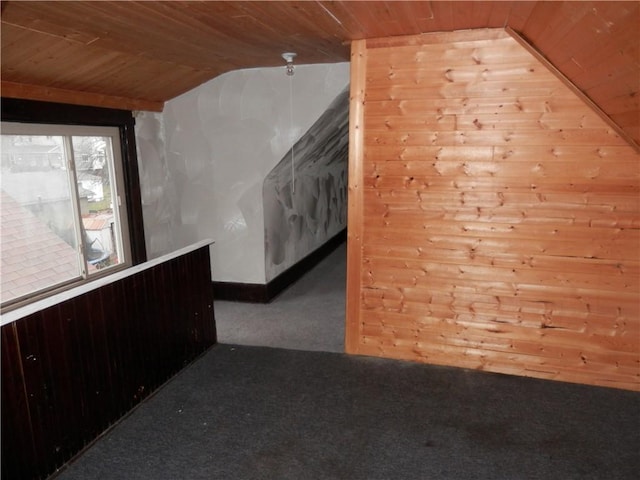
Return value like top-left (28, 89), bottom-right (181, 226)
top-left (345, 39), bottom-right (367, 354)
top-left (506, 27), bottom-right (639, 152)
top-left (1, 81), bottom-right (164, 112)
top-left (1, 2), bottom-right (637, 146)
top-left (346, 28), bottom-right (640, 391)
top-left (1, 246), bottom-right (216, 480)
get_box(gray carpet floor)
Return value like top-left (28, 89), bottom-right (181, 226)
top-left (55, 344), bottom-right (639, 480)
top-left (54, 241), bottom-right (640, 479)
top-left (214, 241), bottom-right (346, 353)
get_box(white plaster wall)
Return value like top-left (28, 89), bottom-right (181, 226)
top-left (135, 111), bottom-right (182, 258)
top-left (135, 63), bottom-right (349, 283)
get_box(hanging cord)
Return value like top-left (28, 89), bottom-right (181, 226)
top-left (289, 71), bottom-right (295, 194)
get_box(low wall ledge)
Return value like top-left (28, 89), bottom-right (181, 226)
top-left (0, 239), bottom-right (215, 326)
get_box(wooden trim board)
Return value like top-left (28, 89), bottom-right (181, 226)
top-left (1, 81), bottom-right (164, 113)
top-left (345, 39), bottom-right (367, 354)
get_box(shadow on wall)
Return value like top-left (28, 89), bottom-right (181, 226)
top-left (263, 87), bottom-right (349, 281)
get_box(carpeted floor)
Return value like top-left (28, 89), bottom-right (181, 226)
top-left (55, 344), bottom-right (639, 480)
top-left (53, 242), bottom-right (639, 479)
top-left (214, 241), bottom-right (346, 353)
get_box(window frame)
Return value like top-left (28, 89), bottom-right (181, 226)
top-left (1, 98), bottom-right (147, 312)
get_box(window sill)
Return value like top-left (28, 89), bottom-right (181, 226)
top-left (0, 239), bottom-right (214, 326)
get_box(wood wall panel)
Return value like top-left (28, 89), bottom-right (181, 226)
top-left (346, 28), bottom-right (640, 391)
top-left (1, 246), bottom-right (216, 480)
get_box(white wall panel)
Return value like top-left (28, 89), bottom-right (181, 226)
top-left (136, 63), bottom-right (349, 283)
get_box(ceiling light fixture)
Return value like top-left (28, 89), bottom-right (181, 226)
top-left (282, 52), bottom-right (297, 76)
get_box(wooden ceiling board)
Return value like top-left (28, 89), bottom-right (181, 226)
top-left (537, 6), bottom-right (629, 66)
top-left (610, 110), bottom-right (639, 135)
top-left (485, 1), bottom-right (515, 28)
top-left (1, 1), bottom-right (638, 146)
top-left (588, 80), bottom-right (640, 112)
top-left (576, 56), bottom-right (638, 94)
top-left (0, 23), bottom-right (44, 67)
top-left (0, 6), bottom-right (98, 45)
top-left (469, 1), bottom-right (496, 27)
top-left (573, 33), bottom-right (638, 77)
top-left (148, 2), bottom-right (286, 61)
top-left (558, 48), bottom-right (636, 93)
top-left (537, 2), bottom-right (640, 145)
top-left (1, 26), bottom-right (93, 83)
top-left (56, 2), bottom-right (238, 69)
top-left (449, 1), bottom-right (490, 30)
top-left (6, 1), bottom-right (241, 72)
top-left (503, 1), bottom-right (538, 31)
top-left (339, 2), bottom-right (396, 39)
top-left (2, 24), bottom-right (211, 102)
top-left (382, 1), bottom-right (424, 33)
top-left (227, 2), bottom-right (346, 59)
top-left (523, 2), bottom-right (640, 71)
top-left (424, 1), bottom-right (456, 31)
top-left (522, 1), bottom-right (574, 42)
top-left (311, 1), bottom-right (368, 39)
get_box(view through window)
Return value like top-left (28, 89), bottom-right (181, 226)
top-left (1, 122), bottom-right (131, 310)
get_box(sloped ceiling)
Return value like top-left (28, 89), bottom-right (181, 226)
top-left (1, 1), bottom-right (638, 146)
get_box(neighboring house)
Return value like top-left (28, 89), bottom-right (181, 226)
top-left (2, 133), bottom-right (108, 203)
top-left (0, 135), bottom-right (63, 172)
top-left (0, 191), bottom-right (80, 303)
top-left (83, 212), bottom-right (116, 266)
top-left (77, 171), bottom-right (105, 202)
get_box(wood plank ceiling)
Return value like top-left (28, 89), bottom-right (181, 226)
top-left (1, 1), bottom-right (638, 146)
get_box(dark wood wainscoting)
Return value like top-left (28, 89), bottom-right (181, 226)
top-left (1, 245), bottom-right (216, 480)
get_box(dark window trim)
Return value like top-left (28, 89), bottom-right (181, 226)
top-left (1, 97), bottom-right (147, 264)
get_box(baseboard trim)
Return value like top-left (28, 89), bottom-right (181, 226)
top-left (212, 228), bottom-right (346, 303)
top-left (212, 281), bottom-right (269, 303)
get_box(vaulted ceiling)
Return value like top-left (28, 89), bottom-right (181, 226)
top-left (1, 1), bottom-right (638, 147)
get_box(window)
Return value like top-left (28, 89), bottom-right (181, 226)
top-left (1, 122), bottom-right (132, 310)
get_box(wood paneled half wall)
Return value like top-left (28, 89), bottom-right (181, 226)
top-left (2, 244), bottom-right (216, 479)
top-left (345, 28), bottom-right (639, 391)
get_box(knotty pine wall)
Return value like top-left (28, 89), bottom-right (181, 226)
top-left (345, 29), bottom-right (639, 391)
